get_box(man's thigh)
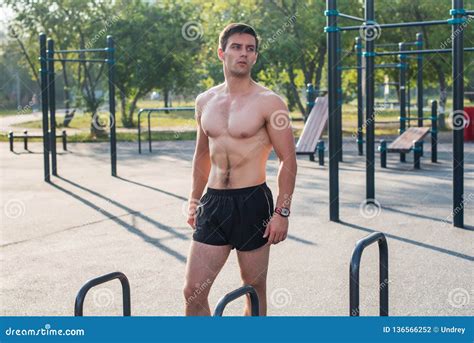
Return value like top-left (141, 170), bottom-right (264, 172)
top-left (185, 241), bottom-right (232, 291)
top-left (236, 244), bottom-right (271, 284)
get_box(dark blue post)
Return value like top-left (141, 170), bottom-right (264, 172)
top-left (356, 37), bottom-right (364, 156)
top-left (107, 36), bottom-right (117, 177)
top-left (417, 33), bottom-right (424, 156)
top-left (318, 140), bottom-right (325, 166)
top-left (431, 100), bottom-right (437, 163)
top-left (8, 131), bottom-right (14, 152)
top-left (399, 43), bottom-right (407, 163)
top-left (452, 0), bottom-right (464, 228)
top-left (47, 38), bottom-right (58, 176)
top-left (413, 141), bottom-right (422, 169)
top-left (39, 33), bottom-right (50, 182)
top-left (326, 0), bottom-right (340, 221)
top-left (365, 0), bottom-right (376, 202)
top-left (380, 140), bottom-right (387, 168)
top-left (336, 31), bottom-right (343, 162)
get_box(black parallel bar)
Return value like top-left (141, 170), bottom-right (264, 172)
top-left (327, 0), bottom-right (339, 221)
top-left (339, 13), bottom-right (365, 22)
top-left (138, 109), bottom-right (144, 154)
top-left (8, 131), bottom-right (14, 152)
top-left (376, 47), bottom-right (474, 56)
top-left (74, 272), bottom-right (131, 316)
top-left (452, 0), bottom-right (464, 228)
top-left (47, 39), bottom-right (58, 176)
top-left (375, 42), bottom-right (417, 47)
top-left (47, 58), bottom-right (108, 63)
top-left (337, 30), bottom-right (343, 162)
top-left (365, 0), bottom-right (375, 201)
top-left (431, 101), bottom-right (437, 163)
top-left (39, 33), bottom-right (50, 182)
top-left (213, 285), bottom-right (259, 316)
top-left (24, 130), bottom-right (28, 150)
top-left (54, 48), bottom-right (108, 53)
top-left (148, 111), bottom-right (152, 153)
top-left (108, 36), bottom-right (117, 177)
top-left (417, 33), bottom-right (424, 128)
top-left (356, 37), bottom-right (363, 156)
top-left (350, 232), bottom-right (389, 316)
top-left (340, 19), bottom-right (449, 31)
top-left (399, 43), bottom-right (407, 163)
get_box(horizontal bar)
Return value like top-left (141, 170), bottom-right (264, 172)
top-left (139, 107), bottom-right (194, 113)
top-left (376, 47), bottom-right (474, 56)
top-left (375, 63), bottom-right (401, 68)
top-left (339, 13), bottom-right (365, 22)
top-left (400, 117), bottom-right (436, 121)
top-left (340, 19), bottom-right (448, 31)
top-left (375, 42), bottom-right (418, 47)
top-left (466, 10), bottom-right (473, 15)
top-left (53, 48), bottom-right (109, 54)
top-left (47, 58), bottom-right (108, 63)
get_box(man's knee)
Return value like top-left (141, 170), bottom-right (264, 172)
top-left (183, 280), bottom-right (212, 305)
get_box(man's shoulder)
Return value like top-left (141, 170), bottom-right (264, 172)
top-left (254, 84), bottom-right (287, 113)
top-left (196, 84), bottom-right (223, 107)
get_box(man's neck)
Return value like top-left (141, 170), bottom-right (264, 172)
top-left (224, 74), bottom-right (254, 96)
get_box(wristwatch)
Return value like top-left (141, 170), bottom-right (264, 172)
top-left (275, 207), bottom-right (290, 217)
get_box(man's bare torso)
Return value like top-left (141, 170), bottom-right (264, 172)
top-left (198, 83), bottom-right (274, 189)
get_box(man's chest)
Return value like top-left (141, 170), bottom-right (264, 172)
top-left (201, 97), bottom-right (266, 139)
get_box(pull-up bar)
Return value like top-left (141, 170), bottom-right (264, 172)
top-left (46, 58), bottom-right (110, 63)
top-left (53, 48), bottom-right (111, 54)
top-left (339, 19), bottom-right (456, 31)
top-left (375, 47), bottom-right (474, 56)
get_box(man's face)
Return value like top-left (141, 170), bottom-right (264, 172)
top-left (218, 33), bottom-right (258, 77)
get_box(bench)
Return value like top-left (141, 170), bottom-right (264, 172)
top-left (379, 127), bottom-right (430, 169)
top-left (296, 95), bottom-right (328, 165)
top-left (8, 130), bottom-right (68, 153)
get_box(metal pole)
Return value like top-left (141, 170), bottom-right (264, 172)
top-left (399, 43), bottom-right (407, 162)
top-left (365, 0), bottom-right (376, 202)
top-left (337, 31), bottom-right (343, 162)
top-left (452, 0), bottom-right (464, 228)
top-left (47, 39), bottom-right (58, 176)
top-left (306, 83), bottom-right (315, 123)
top-left (431, 100), bottom-right (438, 163)
top-left (39, 33), bottom-right (50, 182)
top-left (148, 111), bottom-right (152, 153)
top-left (356, 37), bottom-right (363, 156)
top-left (326, 0), bottom-right (339, 221)
top-left (417, 33), bottom-right (424, 128)
top-left (107, 36), bottom-right (117, 177)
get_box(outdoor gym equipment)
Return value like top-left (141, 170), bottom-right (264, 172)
top-left (39, 33), bottom-right (117, 182)
top-left (74, 272), bottom-right (259, 316)
top-left (137, 107), bottom-right (194, 154)
top-left (9, 130), bottom-right (68, 153)
top-left (350, 232), bottom-right (389, 316)
top-left (325, 0), bottom-right (472, 228)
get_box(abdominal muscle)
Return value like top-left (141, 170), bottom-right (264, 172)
top-left (206, 129), bottom-right (272, 189)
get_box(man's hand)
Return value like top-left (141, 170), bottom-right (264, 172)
top-left (263, 214), bottom-right (288, 245)
top-left (186, 201), bottom-right (198, 230)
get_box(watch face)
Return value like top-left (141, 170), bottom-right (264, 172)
top-left (281, 208), bottom-right (290, 216)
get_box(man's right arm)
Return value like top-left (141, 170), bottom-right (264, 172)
top-left (187, 94), bottom-right (211, 228)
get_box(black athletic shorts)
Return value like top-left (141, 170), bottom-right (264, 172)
top-left (193, 182), bottom-right (274, 251)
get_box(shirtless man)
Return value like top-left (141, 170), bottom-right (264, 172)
top-left (184, 23), bottom-right (297, 316)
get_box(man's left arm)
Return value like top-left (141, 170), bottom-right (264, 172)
top-left (263, 94), bottom-right (297, 245)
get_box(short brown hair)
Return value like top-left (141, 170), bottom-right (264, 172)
top-left (219, 23), bottom-right (259, 52)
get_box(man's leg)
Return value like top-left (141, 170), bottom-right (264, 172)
top-left (184, 241), bottom-right (232, 316)
top-left (237, 244), bottom-right (270, 316)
